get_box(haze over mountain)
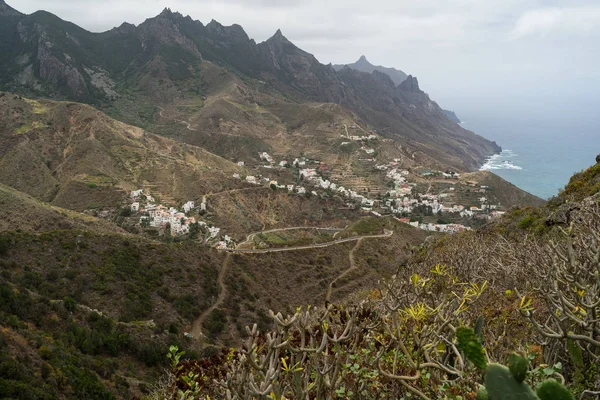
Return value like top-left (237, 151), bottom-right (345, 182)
top-left (333, 55), bottom-right (408, 86)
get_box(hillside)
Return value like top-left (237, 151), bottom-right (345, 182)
top-left (0, 1), bottom-right (500, 172)
top-left (149, 159), bottom-right (600, 400)
top-left (0, 183), bottom-right (123, 233)
top-left (0, 93), bottom-right (246, 209)
top-left (0, 185), bottom-right (437, 398)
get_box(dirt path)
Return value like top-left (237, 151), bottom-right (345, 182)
top-left (226, 230), bottom-right (392, 254)
top-left (325, 228), bottom-right (394, 302)
top-left (190, 253), bottom-right (231, 339)
top-left (236, 226), bottom-right (344, 249)
top-left (326, 238), bottom-right (363, 302)
top-left (156, 105), bottom-right (197, 131)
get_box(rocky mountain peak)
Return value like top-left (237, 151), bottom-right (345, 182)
top-left (115, 21), bottom-right (136, 33)
top-left (159, 7), bottom-right (173, 17)
top-left (333, 55), bottom-right (408, 86)
top-left (206, 19), bottom-right (250, 40)
top-left (268, 29), bottom-right (290, 43)
top-left (157, 7), bottom-right (185, 21)
top-left (398, 75), bottom-right (421, 93)
top-left (0, 0), bottom-right (22, 17)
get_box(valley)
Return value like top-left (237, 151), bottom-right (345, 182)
top-left (1, 1), bottom-right (596, 399)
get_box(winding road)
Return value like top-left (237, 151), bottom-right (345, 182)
top-left (156, 105), bottom-right (197, 131)
top-left (191, 229), bottom-right (392, 340)
top-left (236, 226), bottom-right (344, 250)
top-left (224, 229), bottom-right (393, 254)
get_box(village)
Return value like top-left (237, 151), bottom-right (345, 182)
top-left (121, 125), bottom-right (507, 247)
top-left (230, 149), bottom-right (505, 236)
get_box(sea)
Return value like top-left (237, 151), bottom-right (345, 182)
top-left (460, 115), bottom-right (598, 200)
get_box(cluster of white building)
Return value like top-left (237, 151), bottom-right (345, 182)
top-left (130, 190), bottom-right (218, 237)
top-left (141, 205), bottom-right (196, 235)
top-left (299, 168), bottom-right (377, 209)
top-left (257, 153), bottom-right (308, 169)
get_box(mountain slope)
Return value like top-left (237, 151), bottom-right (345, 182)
top-left (0, 92), bottom-right (245, 210)
top-left (332, 55), bottom-right (409, 85)
top-left (0, 2), bottom-right (500, 172)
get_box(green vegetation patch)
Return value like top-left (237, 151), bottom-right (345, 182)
top-left (563, 163), bottom-right (600, 202)
top-left (341, 217), bottom-right (384, 237)
top-left (24, 98), bottom-right (48, 114)
top-left (13, 121), bottom-right (45, 135)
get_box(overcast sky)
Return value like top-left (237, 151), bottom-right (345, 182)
top-left (12, 0), bottom-right (600, 122)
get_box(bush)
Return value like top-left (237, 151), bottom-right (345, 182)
top-left (518, 215), bottom-right (536, 229)
top-left (87, 182), bottom-right (97, 189)
top-left (173, 295), bottom-right (200, 320)
top-left (63, 296), bottom-right (77, 312)
top-left (203, 309), bottom-right (227, 338)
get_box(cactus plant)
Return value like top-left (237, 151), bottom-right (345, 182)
top-left (476, 385), bottom-right (489, 400)
top-left (536, 379), bottom-right (575, 400)
top-left (457, 326), bottom-right (576, 400)
top-left (508, 353), bottom-right (529, 383)
top-left (456, 326), bottom-right (487, 370)
top-left (480, 363), bottom-right (575, 400)
top-left (485, 363), bottom-right (538, 399)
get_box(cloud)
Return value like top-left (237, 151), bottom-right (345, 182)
top-left (510, 6), bottom-right (600, 39)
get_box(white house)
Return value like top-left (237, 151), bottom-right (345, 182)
top-left (279, 160), bottom-right (288, 167)
top-left (287, 184), bottom-right (295, 191)
top-left (131, 189), bottom-right (143, 198)
top-left (259, 152), bottom-right (274, 163)
top-left (296, 186), bottom-right (306, 194)
top-left (208, 226), bottom-right (220, 239)
top-left (246, 176), bottom-right (258, 184)
top-left (237, 161), bottom-right (245, 167)
top-left (131, 202), bottom-right (140, 212)
top-left (183, 201), bottom-right (195, 213)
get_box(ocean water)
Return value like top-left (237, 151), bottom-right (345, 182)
top-left (460, 116), bottom-right (598, 200)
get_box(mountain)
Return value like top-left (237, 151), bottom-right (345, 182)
top-left (333, 55), bottom-right (409, 86)
top-left (0, 2), bottom-right (500, 172)
top-left (443, 109), bottom-right (461, 123)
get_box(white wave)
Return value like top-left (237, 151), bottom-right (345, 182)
top-left (480, 151), bottom-right (523, 171)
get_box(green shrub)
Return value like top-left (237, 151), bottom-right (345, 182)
top-left (63, 296), bottom-right (77, 312)
top-left (518, 215), bottom-right (537, 229)
top-left (203, 309), bottom-right (227, 338)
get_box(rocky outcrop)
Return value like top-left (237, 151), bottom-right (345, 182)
top-left (138, 10), bottom-right (203, 59)
top-left (397, 75), bottom-right (421, 93)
